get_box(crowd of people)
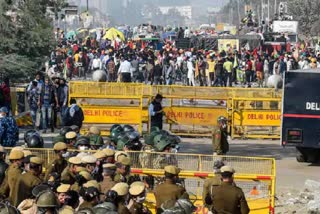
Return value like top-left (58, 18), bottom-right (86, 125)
top-left (44, 26), bottom-right (320, 89)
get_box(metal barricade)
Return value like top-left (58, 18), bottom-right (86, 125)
top-left (3, 148), bottom-right (276, 213)
top-left (231, 97), bottom-right (281, 139)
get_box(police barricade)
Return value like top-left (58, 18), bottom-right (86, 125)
top-left (231, 97), bottom-right (282, 139)
top-left (68, 81), bottom-right (282, 138)
top-left (4, 148), bottom-right (276, 213)
top-left (69, 82), bottom-right (145, 135)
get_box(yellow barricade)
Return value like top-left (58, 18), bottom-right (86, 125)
top-left (231, 97), bottom-right (281, 139)
top-left (67, 82), bottom-right (282, 138)
top-left (4, 148), bottom-right (275, 214)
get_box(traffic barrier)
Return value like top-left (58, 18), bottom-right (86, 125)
top-left (231, 97), bottom-right (282, 139)
top-left (68, 82), bottom-right (282, 138)
top-left (4, 148), bottom-right (275, 214)
top-left (69, 82), bottom-right (145, 135)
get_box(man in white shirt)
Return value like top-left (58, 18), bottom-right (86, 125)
top-left (118, 57), bottom-right (133, 82)
top-left (91, 55), bottom-right (102, 71)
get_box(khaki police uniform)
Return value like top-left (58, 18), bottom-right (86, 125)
top-left (111, 182), bottom-right (130, 214)
top-left (61, 157), bottom-right (82, 184)
top-left (13, 157), bottom-right (43, 206)
top-left (44, 142), bottom-right (68, 181)
top-left (212, 127), bottom-right (229, 155)
top-left (100, 163), bottom-right (116, 200)
top-left (128, 182), bottom-right (151, 214)
top-left (202, 174), bottom-right (222, 204)
top-left (154, 166), bottom-right (189, 212)
top-left (211, 166), bottom-right (250, 214)
top-left (0, 150), bottom-right (24, 204)
top-left (114, 156), bottom-right (131, 183)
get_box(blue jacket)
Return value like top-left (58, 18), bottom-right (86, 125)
top-left (0, 116), bottom-right (19, 147)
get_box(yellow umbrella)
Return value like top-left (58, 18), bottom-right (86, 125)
top-left (103, 27), bottom-right (125, 41)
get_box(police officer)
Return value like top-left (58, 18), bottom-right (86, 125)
top-left (71, 170), bottom-right (92, 192)
top-left (79, 182), bottom-right (101, 209)
top-left (87, 126), bottom-right (104, 150)
top-left (110, 182), bottom-right (130, 214)
top-left (53, 127), bottom-right (72, 144)
top-left (92, 150), bottom-right (107, 182)
top-left (56, 183), bottom-right (70, 206)
top-left (0, 107), bottom-right (19, 147)
top-left (65, 131), bottom-right (77, 148)
top-left (212, 116), bottom-right (229, 155)
top-left (100, 163), bottom-right (117, 201)
top-left (81, 155), bottom-right (97, 174)
top-left (211, 166), bottom-right (250, 214)
top-left (114, 156), bottom-right (132, 183)
top-left (44, 142), bottom-right (69, 181)
top-left (149, 94), bottom-right (164, 130)
top-left (128, 182), bottom-right (151, 214)
top-left (154, 165), bottom-right (189, 214)
top-left (103, 148), bottom-right (115, 164)
top-left (36, 190), bottom-right (59, 214)
top-left (13, 157), bottom-right (44, 206)
top-left (0, 146), bottom-right (8, 186)
top-left (61, 156), bottom-right (82, 185)
top-left (203, 160), bottom-right (224, 208)
top-left (0, 150), bottom-right (24, 203)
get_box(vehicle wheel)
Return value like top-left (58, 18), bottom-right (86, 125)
top-left (296, 153), bottom-right (306, 163)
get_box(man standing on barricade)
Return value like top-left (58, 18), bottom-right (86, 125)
top-left (212, 116), bottom-right (229, 155)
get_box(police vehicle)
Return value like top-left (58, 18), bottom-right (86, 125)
top-left (282, 69), bottom-right (320, 163)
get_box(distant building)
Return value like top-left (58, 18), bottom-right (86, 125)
top-left (159, 5), bottom-right (192, 19)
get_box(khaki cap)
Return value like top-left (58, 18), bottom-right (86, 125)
top-left (111, 182), bottom-right (129, 196)
top-left (22, 150), bottom-right (32, 157)
top-left (130, 181), bottom-right (145, 188)
top-left (11, 146), bottom-right (24, 152)
top-left (0, 146), bottom-right (5, 153)
top-left (117, 156), bottom-right (131, 166)
top-left (221, 166), bottom-right (235, 173)
top-left (103, 148), bottom-right (115, 157)
top-left (68, 157), bottom-right (82, 165)
top-left (164, 165), bottom-right (181, 175)
top-left (115, 151), bottom-right (128, 162)
top-left (89, 126), bottom-right (100, 135)
top-left (93, 151), bottom-right (107, 159)
top-left (129, 185), bottom-right (145, 196)
top-left (81, 155), bottom-right (97, 164)
top-left (9, 150), bottom-right (24, 160)
top-left (54, 142), bottom-right (67, 151)
top-left (79, 171), bottom-right (92, 181)
top-left (65, 131), bottom-right (77, 139)
top-left (57, 184), bottom-right (70, 193)
top-left (102, 163), bottom-right (116, 169)
top-left (83, 180), bottom-right (101, 191)
top-left (76, 152), bottom-right (88, 159)
top-left (30, 157), bottom-right (44, 165)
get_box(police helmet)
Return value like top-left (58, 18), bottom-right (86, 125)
top-left (94, 202), bottom-right (117, 212)
top-left (125, 140), bottom-right (143, 151)
top-left (0, 202), bottom-right (19, 214)
top-left (75, 136), bottom-right (90, 147)
top-left (82, 187), bottom-right (100, 201)
top-left (24, 130), bottom-right (38, 143)
top-left (89, 135), bottom-right (104, 146)
top-left (110, 129), bottom-right (123, 143)
top-left (123, 125), bottom-right (135, 133)
top-left (144, 130), bottom-right (161, 145)
top-left (175, 199), bottom-right (197, 214)
top-left (76, 208), bottom-right (95, 214)
top-left (217, 116), bottom-right (227, 123)
top-left (27, 135), bottom-right (44, 148)
top-left (167, 135), bottom-right (181, 145)
top-left (36, 190), bottom-right (59, 208)
top-left (117, 135), bottom-right (130, 151)
top-left (60, 127), bottom-right (72, 137)
top-left (127, 131), bottom-right (140, 141)
top-left (153, 134), bottom-right (166, 145)
top-left (32, 184), bottom-right (52, 198)
top-left (154, 139), bottom-right (172, 152)
top-left (110, 124), bottom-right (123, 133)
